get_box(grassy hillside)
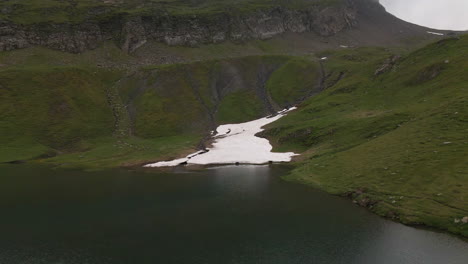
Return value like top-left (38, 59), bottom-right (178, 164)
top-left (0, 0), bottom-right (345, 24)
top-left (0, 47), bottom-right (320, 168)
top-left (263, 35), bottom-right (468, 237)
top-left (122, 55), bottom-right (319, 136)
top-left (0, 66), bottom-right (115, 162)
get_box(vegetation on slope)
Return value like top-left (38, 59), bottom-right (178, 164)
top-left (266, 57), bottom-right (320, 106)
top-left (0, 63), bottom-right (213, 167)
top-left (0, 0), bottom-right (345, 24)
top-left (0, 66), bottom-right (115, 162)
top-left (263, 35), bottom-right (468, 237)
top-left (0, 46), bottom-right (320, 168)
top-left (122, 55), bottom-right (319, 136)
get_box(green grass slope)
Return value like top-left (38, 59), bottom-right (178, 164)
top-left (0, 0), bottom-right (345, 24)
top-left (0, 66), bottom-right (115, 162)
top-left (266, 57), bottom-right (320, 106)
top-left (0, 64), bottom-right (213, 167)
top-left (122, 55), bottom-right (319, 137)
top-left (263, 36), bottom-right (468, 237)
top-left (0, 48), bottom-right (320, 168)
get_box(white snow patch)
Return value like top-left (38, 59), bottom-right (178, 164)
top-left (147, 151), bottom-right (205, 167)
top-left (427, 31), bottom-right (444, 36)
top-left (145, 108), bottom-right (299, 167)
top-left (320, 57), bottom-right (328, 61)
top-left (339, 45), bottom-right (349, 48)
top-left (147, 157), bottom-right (188, 167)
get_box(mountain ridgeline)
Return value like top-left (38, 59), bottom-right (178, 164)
top-left (0, 0), bottom-right (436, 53)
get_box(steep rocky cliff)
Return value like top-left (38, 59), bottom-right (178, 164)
top-left (0, 0), bottom-right (359, 53)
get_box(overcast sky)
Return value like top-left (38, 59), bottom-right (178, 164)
top-left (379, 0), bottom-right (468, 31)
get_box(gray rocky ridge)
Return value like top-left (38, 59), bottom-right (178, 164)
top-left (0, 4), bottom-right (357, 53)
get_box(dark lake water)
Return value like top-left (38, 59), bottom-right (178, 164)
top-left (0, 164), bottom-right (467, 264)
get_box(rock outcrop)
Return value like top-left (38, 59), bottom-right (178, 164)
top-left (0, 3), bottom-right (358, 53)
top-left (375, 55), bottom-right (401, 76)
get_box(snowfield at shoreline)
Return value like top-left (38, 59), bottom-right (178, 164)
top-left (145, 108), bottom-right (298, 167)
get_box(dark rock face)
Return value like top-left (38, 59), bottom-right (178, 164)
top-left (120, 18), bottom-right (148, 53)
top-left (311, 6), bottom-right (357, 36)
top-left (0, 21), bottom-right (29, 51)
top-left (375, 55), bottom-right (401, 76)
top-left (0, 4), bottom-right (358, 53)
top-left (0, 21), bottom-right (106, 53)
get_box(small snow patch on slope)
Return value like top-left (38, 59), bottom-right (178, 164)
top-left (145, 108), bottom-right (299, 167)
top-left (427, 31), bottom-right (444, 36)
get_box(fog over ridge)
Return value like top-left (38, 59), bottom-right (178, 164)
top-left (379, 0), bottom-right (468, 31)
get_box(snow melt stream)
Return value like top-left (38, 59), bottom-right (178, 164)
top-left (145, 108), bottom-right (298, 167)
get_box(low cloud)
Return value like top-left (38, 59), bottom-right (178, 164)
top-left (379, 0), bottom-right (468, 31)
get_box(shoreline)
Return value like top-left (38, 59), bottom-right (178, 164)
top-left (2, 160), bottom-right (467, 240)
